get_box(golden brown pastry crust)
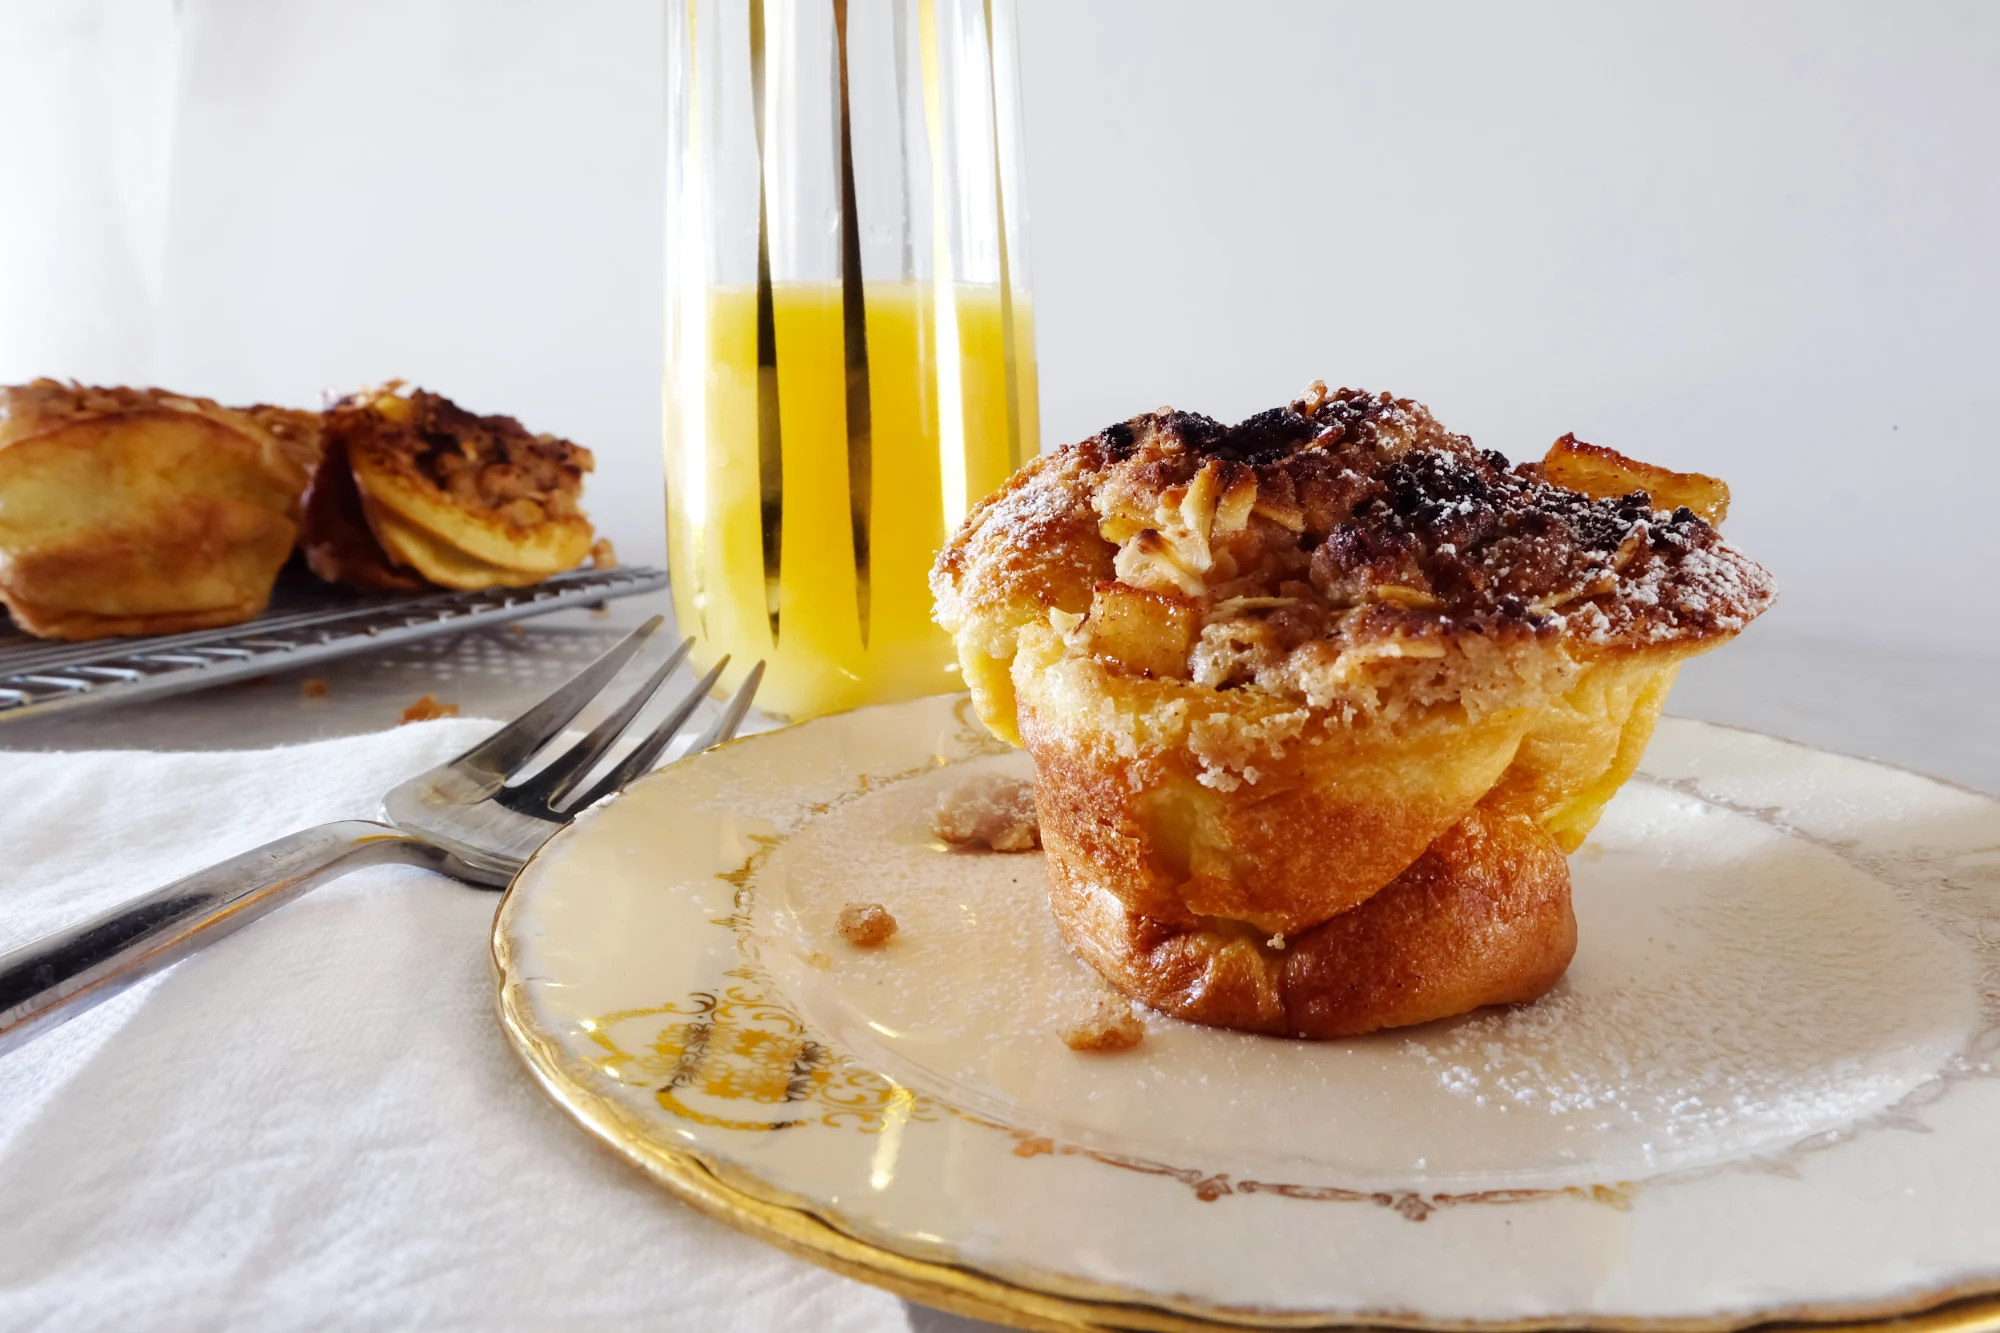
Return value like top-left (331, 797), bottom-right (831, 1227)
top-left (0, 380), bottom-right (312, 640)
top-left (296, 385), bottom-right (599, 592)
top-left (1017, 620), bottom-right (1547, 933)
top-left (240, 403), bottom-right (326, 478)
top-left (934, 383), bottom-right (1773, 1029)
top-left (1048, 804), bottom-right (1576, 1038)
top-left (330, 385), bottom-right (594, 589)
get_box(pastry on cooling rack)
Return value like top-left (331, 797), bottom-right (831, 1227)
top-left (0, 380), bottom-right (318, 640)
top-left (933, 382), bottom-right (1775, 1036)
top-left (301, 383), bottom-right (598, 591)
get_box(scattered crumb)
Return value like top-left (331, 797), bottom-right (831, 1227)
top-left (806, 950), bottom-right (833, 970)
top-left (300, 678), bottom-right (329, 701)
top-left (837, 902), bottom-right (897, 948)
top-left (931, 774), bottom-right (1039, 852)
top-left (507, 622), bottom-right (527, 637)
top-left (398, 694), bottom-right (460, 725)
top-left (588, 601), bottom-right (612, 619)
top-left (589, 537), bottom-right (618, 569)
top-left (1266, 932), bottom-right (1286, 950)
top-left (1062, 993), bottom-right (1145, 1052)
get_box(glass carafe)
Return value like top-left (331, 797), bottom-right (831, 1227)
top-left (663, 0), bottom-right (1037, 720)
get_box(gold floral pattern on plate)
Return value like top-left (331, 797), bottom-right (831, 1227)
top-left (494, 696), bottom-right (2000, 1333)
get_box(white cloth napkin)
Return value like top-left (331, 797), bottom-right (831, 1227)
top-left (0, 721), bottom-right (915, 1332)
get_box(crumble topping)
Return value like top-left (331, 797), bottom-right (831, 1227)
top-left (327, 383), bottom-right (592, 531)
top-left (935, 382), bottom-right (1775, 728)
top-left (837, 901), bottom-right (898, 947)
top-left (0, 378), bottom-right (219, 429)
top-left (930, 774), bottom-right (1040, 852)
top-left (1, 380), bottom-right (319, 475)
top-left (1062, 993), bottom-right (1146, 1052)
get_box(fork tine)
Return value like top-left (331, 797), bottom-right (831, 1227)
top-left (446, 617), bottom-right (665, 782)
top-left (562, 656), bottom-right (738, 813)
top-left (497, 636), bottom-right (696, 809)
top-left (683, 659), bottom-right (764, 755)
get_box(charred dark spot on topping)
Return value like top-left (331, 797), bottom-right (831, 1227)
top-left (1382, 453), bottom-right (1495, 517)
top-left (1101, 419), bottom-right (1137, 461)
top-left (1215, 406), bottom-right (1319, 464)
top-left (1014, 382), bottom-right (1774, 652)
top-left (1162, 410), bottom-right (1228, 453)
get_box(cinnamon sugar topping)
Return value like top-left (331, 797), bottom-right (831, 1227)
top-left (325, 383), bottom-right (592, 532)
top-left (934, 382), bottom-right (1776, 720)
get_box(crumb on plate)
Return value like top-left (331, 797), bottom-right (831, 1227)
top-left (837, 902), bottom-right (897, 948)
top-left (1062, 993), bottom-right (1145, 1052)
top-left (300, 678), bottom-right (329, 701)
top-left (399, 693), bottom-right (459, 725)
top-left (931, 773), bottom-right (1039, 852)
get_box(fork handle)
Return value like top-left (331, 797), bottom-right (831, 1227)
top-left (0, 820), bottom-right (446, 1059)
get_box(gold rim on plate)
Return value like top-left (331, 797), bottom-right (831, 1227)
top-left (490, 711), bottom-right (2000, 1333)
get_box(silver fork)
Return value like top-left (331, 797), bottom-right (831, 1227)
top-left (0, 617), bottom-right (761, 1058)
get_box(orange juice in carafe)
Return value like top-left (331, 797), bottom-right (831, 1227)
top-left (665, 280), bottom-right (1036, 720)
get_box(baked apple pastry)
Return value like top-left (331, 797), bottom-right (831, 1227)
top-left (932, 383), bottom-right (1775, 1037)
top-left (0, 380), bottom-right (318, 640)
top-left (301, 384), bottom-right (597, 591)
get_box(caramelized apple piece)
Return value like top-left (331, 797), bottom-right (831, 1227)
top-left (1542, 434), bottom-right (1730, 526)
top-left (1085, 581), bottom-right (1198, 679)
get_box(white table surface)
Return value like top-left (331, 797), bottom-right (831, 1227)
top-left (3, 596), bottom-right (1992, 1333)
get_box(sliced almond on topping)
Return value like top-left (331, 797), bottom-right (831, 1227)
top-left (1114, 530), bottom-right (1208, 597)
top-left (1180, 462), bottom-right (1223, 540)
top-left (1251, 498), bottom-right (1306, 532)
top-left (1346, 636), bottom-right (1449, 662)
top-left (1202, 596), bottom-right (1300, 626)
top-left (1098, 514), bottom-right (1145, 544)
top-left (1370, 585), bottom-right (1443, 610)
top-left (1170, 521), bottom-right (1213, 574)
top-left (1215, 473), bottom-right (1258, 535)
top-left (1532, 572), bottom-right (1618, 613)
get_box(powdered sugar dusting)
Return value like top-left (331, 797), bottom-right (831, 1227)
top-left (748, 757), bottom-right (1977, 1190)
top-left (933, 384), bottom-right (1777, 726)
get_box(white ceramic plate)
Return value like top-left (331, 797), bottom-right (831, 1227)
top-left (493, 695), bottom-right (2000, 1332)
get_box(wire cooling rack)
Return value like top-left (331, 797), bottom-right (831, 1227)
top-left (0, 565), bottom-right (668, 725)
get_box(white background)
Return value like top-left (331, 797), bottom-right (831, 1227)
top-left (2, 0), bottom-right (1996, 655)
